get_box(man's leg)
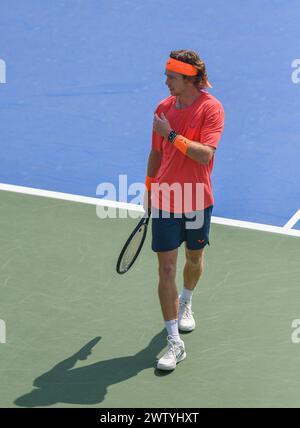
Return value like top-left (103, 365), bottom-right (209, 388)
top-left (182, 205), bottom-right (212, 292)
top-left (156, 248), bottom-right (186, 370)
top-left (183, 246), bottom-right (205, 291)
top-left (178, 246), bottom-right (205, 332)
top-left (157, 249), bottom-right (179, 322)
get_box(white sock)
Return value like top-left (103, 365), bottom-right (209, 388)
top-left (180, 287), bottom-right (193, 304)
top-left (165, 319), bottom-right (180, 342)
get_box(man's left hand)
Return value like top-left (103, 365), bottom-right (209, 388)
top-left (153, 112), bottom-right (172, 139)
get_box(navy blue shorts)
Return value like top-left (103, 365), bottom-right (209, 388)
top-left (151, 206), bottom-right (213, 252)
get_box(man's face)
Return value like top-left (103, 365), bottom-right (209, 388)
top-left (165, 70), bottom-right (190, 96)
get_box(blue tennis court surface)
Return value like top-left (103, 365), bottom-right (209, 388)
top-left (1, 0), bottom-right (299, 230)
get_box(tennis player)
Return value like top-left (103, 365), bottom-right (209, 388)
top-left (144, 50), bottom-right (224, 370)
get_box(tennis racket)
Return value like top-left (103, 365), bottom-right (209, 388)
top-left (116, 209), bottom-right (151, 274)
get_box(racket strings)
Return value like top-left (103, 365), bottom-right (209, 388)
top-left (119, 225), bottom-right (146, 272)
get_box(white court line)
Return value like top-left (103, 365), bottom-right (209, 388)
top-left (0, 182), bottom-right (300, 238)
top-left (283, 209), bottom-right (300, 230)
top-left (0, 182), bottom-right (142, 212)
top-left (212, 216), bottom-right (300, 237)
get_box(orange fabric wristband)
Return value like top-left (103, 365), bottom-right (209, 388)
top-left (173, 135), bottom-right (190, 155)
top-left (145, 175), bottom-right (155, 191)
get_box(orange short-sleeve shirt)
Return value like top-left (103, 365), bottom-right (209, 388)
top-left (151, 91), bottom-right (224, 213)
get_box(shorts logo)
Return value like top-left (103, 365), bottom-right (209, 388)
top-left (197, 239), bottom-right (205, 244)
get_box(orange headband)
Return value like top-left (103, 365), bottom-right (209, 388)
top-left (165, 57), bottom-right (213, 88)
top-left (166, 57), bottom-right (198, 76)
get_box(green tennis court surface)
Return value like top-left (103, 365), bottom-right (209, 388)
top-left (1, 190), bottom-right (300, 408)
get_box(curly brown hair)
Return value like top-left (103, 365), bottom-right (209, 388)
top-left (169, 50), bottom-right (209, 89)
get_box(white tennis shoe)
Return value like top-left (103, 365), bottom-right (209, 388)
top-left (178, 299), bottom-right (196, 332)
top-left (157, 335), bottom-right (186, 371)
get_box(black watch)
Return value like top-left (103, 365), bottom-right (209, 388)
top-left (167, 130), bottom-right (177, 143)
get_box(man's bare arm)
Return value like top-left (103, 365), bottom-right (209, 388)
top-left (153, 112), bottom-right (215, 165)
top-left (144, 149), bottom-right (162, 211)
top-left (146, 149), bottom-right (162, 177)
top-left (180, 139), bottom-right (215, 165)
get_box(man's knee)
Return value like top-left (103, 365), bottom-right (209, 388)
top-left (158, 261), bottom-right (177, 281)
top-left (186, 249), bottom-right (204, 269)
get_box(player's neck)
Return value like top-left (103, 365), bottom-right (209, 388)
top-left (176, 88), bottom-right (202, 109)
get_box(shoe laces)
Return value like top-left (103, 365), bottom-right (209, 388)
top-left (165, 335), bottom-right (181, 359)
top-left (179, 301), bottom-right (193, 319)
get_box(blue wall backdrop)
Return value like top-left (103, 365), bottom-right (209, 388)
top-left (1, 0), bottom-right (299, 228)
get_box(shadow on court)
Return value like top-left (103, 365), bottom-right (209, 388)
top-left (14, 330), bottom-right (167, 407)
